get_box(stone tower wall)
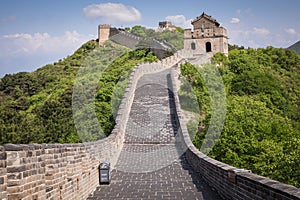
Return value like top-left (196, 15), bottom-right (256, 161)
top-left (184, 37), bottom-right (228, 55)
top-left (184, 13), bottom-right (228, 55)
top-left (98, 24), bottom-right (111, 45)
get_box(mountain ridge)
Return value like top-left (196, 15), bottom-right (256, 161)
top-left (287, 40), bottom-right (300, 54)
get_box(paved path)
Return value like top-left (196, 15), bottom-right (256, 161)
top-left (87, 69), bottom-right (221, 199)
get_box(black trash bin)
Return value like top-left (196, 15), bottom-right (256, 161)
top-left (99, 161), bottom-right (110, 184)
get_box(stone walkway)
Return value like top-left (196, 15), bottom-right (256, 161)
top-left (87, 69), bottom-right (221, 199)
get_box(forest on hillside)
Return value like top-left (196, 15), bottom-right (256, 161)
top-left (0, 26), bottom-right (183, 144)
top-left (127, 25), bottom-right (184, 50)
top-left (0, 40), bottom-right (158, 144)
top-left (0, 25), bottom-right (299, 188)
top-left (179, 46), bottom-right (300, 187)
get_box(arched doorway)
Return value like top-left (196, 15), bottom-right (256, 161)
top-left (206, 42), bottom-right (212, 52)
top-left (191, 42), bottom-right (196, 50)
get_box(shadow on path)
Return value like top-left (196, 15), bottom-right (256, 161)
top-left (87, 69), bottom-right (221, 200)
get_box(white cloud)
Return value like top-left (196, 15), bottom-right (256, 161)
top-left (3, 33), bottom-right (35, 39)
top-left (229, 28), bottom-right (272, 48)
top-left (285, 28), bottom-right (297, 35)
top-left (3, 33), bottom-right (51, 54)
top-left (83, 3), bottom-right (141, 23)
top-left (0, 31), bottom-right (93, 76)
top-left (229, 27), bottom-right (298, 48)
top-left (165, 15), bottom-right (192, 28)
top-left (230, 18), bottom-right (240, 24)
top-left (2, 31), bottom-right (91, 55)
top-left (253, 27), bottom-right (270, 36)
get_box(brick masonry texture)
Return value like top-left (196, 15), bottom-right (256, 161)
top-left (169, 67), bottom-right (300, 200)
top-left (1, 50), bottom-right (300, 199)
top-left (88, 68), bottom-right (221, 199)
top-left (0, 52), bottom-right (184, 200)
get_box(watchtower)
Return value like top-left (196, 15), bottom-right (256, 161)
top-left (184, 12), bottom-right (228, 55)
top-left (157, 21), bottom-right (177, 32)
top-left (98, 24), bottom-right (111, 45)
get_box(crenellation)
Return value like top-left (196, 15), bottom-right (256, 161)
top-left (170, 65), bottom-right (300, 200)
top-left (1, 139), bottom-right (117, 199)
top-left (1, 47), bottom-right (300, 199)
top-left (184, 12), bottom-right (228, 55)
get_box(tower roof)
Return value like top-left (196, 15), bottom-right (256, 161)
top-left (191, 12), bottom-right (220, 27)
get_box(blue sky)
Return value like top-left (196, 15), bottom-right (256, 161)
top-left (1, 0), bottom-right (300, 77)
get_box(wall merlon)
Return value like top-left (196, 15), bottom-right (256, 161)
top-left (170, 64), bottom-right (300, 199)
top-left (1, 49), bottom-right (299, 199)
top-left (1, 139), bottom-right (109, 199)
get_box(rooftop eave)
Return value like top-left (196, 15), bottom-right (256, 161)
top-left (191, 14), bottom-right (220, 27)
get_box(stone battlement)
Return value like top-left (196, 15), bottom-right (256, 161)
top-left (1, 51), bottom-right (300, 199)
top-left (0, 51), bottom-right (184, 200)
top-left (0, 134), bottom-right (124, 199)
top-left (184, 12), bottom-right (228, 55)
top-left (98, 24), bottom-right (111, 29)
top-left (169, 59), bottom-right (300, 200)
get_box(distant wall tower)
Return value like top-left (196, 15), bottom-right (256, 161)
top-left (98, 24), bottom-right (111, 45)
top-left (184, 12), bottom-right (228, 55)
top-left (157, 21), bottom-right (177, 32)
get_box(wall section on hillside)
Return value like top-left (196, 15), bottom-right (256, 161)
top-left (170, 67), bottom-right (300, 200)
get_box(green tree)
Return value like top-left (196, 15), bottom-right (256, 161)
top-left (181, 46), bottom-right (300, 187)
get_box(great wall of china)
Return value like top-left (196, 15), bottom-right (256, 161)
top-left (1, 12), bottom-right (300, 199)
top-left (1, 47), bottom-right (300, 199)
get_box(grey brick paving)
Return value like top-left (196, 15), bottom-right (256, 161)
top-left (87, 69), bottom-right (221, 199)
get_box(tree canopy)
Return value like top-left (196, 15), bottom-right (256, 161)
top-left (180, 47), bottom-right (300, 187)
top-left (0, 40), bottom-right (158, 144)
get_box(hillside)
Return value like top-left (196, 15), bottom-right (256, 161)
top-left (1, 25), bottom-right (299, 187)
top-left (128, 25), bottom-right (184, 50)
top-left (0, 40), bottom-right (97, 144)
top-left (0, 26), bottom-right (183, 144)
top-left (287, 40), bottom-right (300, 54)
top-left (0, 40), bottom-right (160, 144)
top-left (180, 47), bottom-right (300, 187)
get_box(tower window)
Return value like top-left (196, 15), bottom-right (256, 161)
top-left (191, 42), bottom-right (196, 50)
top-left (206, 42), bottom-right (212, 52)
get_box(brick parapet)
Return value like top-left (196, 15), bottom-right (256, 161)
top-left (170, 67), bottom-right (300, 200)
top-left (2, 50), bottom-right (298, 199)
top-left (0, 136), bottom-right (127, 199)
top-left (0, 146), bottom-right (6, 200)
top-left (0, 51), bottom-right (183, 199)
